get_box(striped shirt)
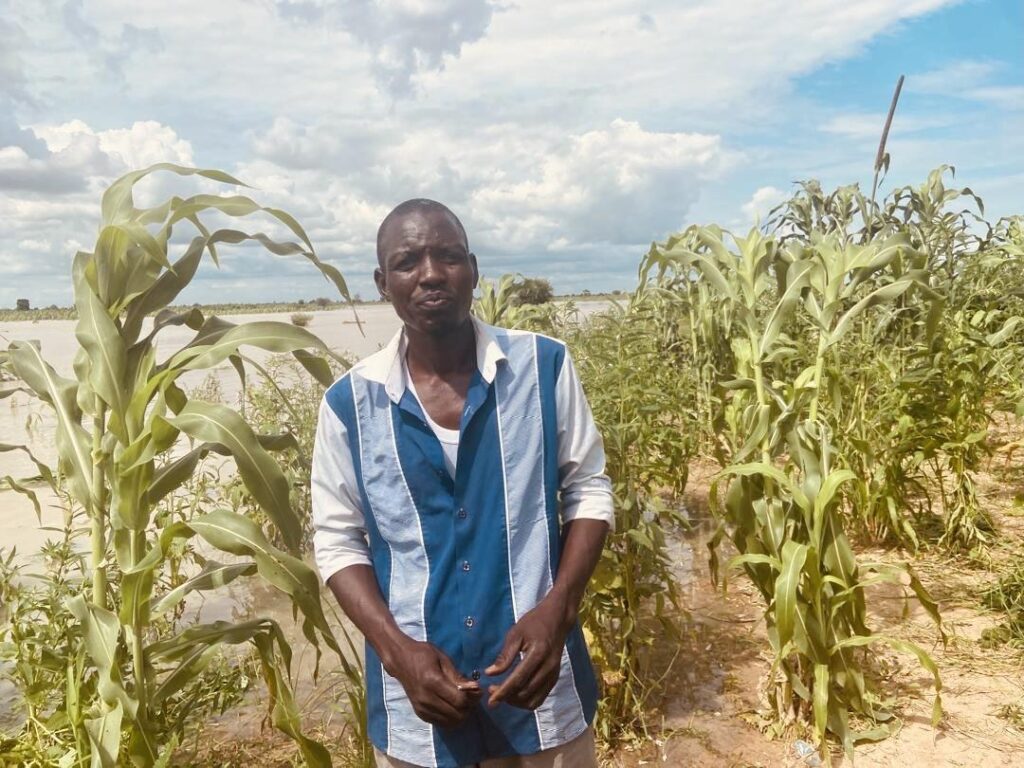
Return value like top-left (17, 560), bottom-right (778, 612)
top-left (311, 317), bottom-right (615, 767)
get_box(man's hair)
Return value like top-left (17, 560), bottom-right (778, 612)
top-left (376, 199), bottom-right (468, 265)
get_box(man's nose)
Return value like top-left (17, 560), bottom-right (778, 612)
top-left (418, 254), bottom-right (445, 284)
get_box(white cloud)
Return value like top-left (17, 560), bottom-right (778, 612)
top-left (272, 0), bottom-right (497, 97)
top-left (909, 59), bottom-right (1023, 110)
top-left (969, 85), bottom-right (1024, 110)
top-left (821, 112), bottom-right (954, 140)
top-left (419, 0), bottom-right (960, 120)
top-left (58, 120), bottom-right (192, 168)
top-left (0, 120), bottom-right (198, 304)
top-left (470, 119), bottom-right (724, 247)
top-left (910, 59), bottom-right (997, 94)
top-left (4, 0), bottom-right (1019, 302)
top-left (4, 0), bottom-right (962, 123)
top-left (246, 117), bottom-right (725, 250)
top-left (0, 120), bottom-right (193, 195)
top-left (742, 186), bottom-right (788, 224)
top-left (17, 238), bottom-right (51, 253)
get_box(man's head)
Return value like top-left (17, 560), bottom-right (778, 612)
top-left (375, 199), bottom-right (479, 337)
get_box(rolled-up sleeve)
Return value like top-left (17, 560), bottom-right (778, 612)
top-left (556, 348), bottom-right (615, 530)
top-left (311, 395), bottom-right (372, 583)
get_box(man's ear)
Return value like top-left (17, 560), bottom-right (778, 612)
top-left (469, 253), bottom-right (479, 289)
top-left (374, 267), bottom-right (388, 299)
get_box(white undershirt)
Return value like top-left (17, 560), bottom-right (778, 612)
top-left (406, 373), bottom-right (460, 479)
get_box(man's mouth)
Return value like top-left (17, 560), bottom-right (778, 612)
top-left (418, 293), bottom-right (453, 309)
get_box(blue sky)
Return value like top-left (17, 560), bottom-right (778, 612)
top-left (0, 0), bottom-right (1020, 305)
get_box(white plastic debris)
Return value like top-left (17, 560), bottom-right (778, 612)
top-left (793, 739), bottom-right (823, 767)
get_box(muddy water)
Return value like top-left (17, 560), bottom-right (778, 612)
top-left (0, 304), bottom-right (395, 560)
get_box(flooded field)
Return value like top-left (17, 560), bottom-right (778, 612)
top-left (0, 306), bottom-right (382, 568)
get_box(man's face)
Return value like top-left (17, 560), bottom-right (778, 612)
top-left (375, 209), bottom-right (479, 337)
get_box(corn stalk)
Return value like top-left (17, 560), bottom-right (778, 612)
top-left (643, 225), bottom-right (944, 760)
top-left (0, 164), bottom-right (360, 766)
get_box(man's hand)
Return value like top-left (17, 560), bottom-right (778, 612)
top-left (484, 591), bottom-right (572, 711)
top-left (388, 637), bottom-right (482, 728)
top-left (326, 565), bottom-right (480, 728)
top-left (485, 519), bottom-right (609, 711)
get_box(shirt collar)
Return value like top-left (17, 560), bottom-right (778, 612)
top-left (353, 315), bottom-right (507, 404)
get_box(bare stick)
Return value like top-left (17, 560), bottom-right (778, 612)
top-left (871, 74), bottom-right (905, 203)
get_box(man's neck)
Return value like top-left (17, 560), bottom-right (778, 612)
top-left (404, 318), bottom-right (477, 378)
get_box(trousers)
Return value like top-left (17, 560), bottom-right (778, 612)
top-left (373, 726), bottom-right (598, 768)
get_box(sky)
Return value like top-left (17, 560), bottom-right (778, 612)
top-left (0, 0), bottom-right (1021, 305)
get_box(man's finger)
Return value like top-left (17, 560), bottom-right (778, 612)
top-left (416, 696), bottom-right (465, 727)
top-left (419, 670), bottom-right (480, 725)
top-left (485, 631), bottom-right (524, 676)
top-left (429, 672), bottom-right (476, 710)
top-left (439, 654), bottom-right (481, 691)
top-left (487, 646), bottom-right (543, 707)
top-left (437, 655), bottom-right (482, 708)
top-left (513, 663), bottom-right (560, 710)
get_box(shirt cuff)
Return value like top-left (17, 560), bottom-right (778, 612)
top-left (313, 530), bottom-right (373, 584)
top-left (561, 489), bottom-right (616, 532)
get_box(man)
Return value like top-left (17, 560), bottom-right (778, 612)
top-left (310, 199), bottom-right (613, 768)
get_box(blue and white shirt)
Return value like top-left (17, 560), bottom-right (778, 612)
top-left (310, 317), bottom-right (615, 767)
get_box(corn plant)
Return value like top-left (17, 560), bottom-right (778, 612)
top-left (212, 354), bottom-right (348, 549)
top-left (475, 275), bottom-right (579, 339)
top-left (643, 225), bottom-right (943, 759)
top-left (638, 241), bottom-right (736, 460)
top-left (0, 164), bottom-right (361, 767)
top-left (768, 170), bottom-right (1023, 550)
top-left (566, 293), bottom-right (694, 744)
top-left (472, 274), bottom-right (537, 328)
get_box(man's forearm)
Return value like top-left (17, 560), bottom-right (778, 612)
top-left (545, 518), bottom-right (609, 631)
top-left (327, 563), bottom-right (411, 673)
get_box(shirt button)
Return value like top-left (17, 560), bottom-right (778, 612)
top-left (462, 561), bottom-right (471, 572)
top-left (465, 616), bottom-right (474, 628)
top-left (471, 669), bottom-right (481, 681)
top-left (457, 508), bottom-right (467, 519)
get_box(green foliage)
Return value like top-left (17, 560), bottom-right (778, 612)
top-left (473, 275), bottom-right (535, 327)
top-left (471, 161), bottom-right (1024, 755)
top-left (473, 274), bottom-right (576, 335)
top-left (643, 219), bottom-right (945, 758)
top-left (474, 274), bottom-right (554, 315)
top-left (2, 160), bottom-right (1020, 766)
top-left (200, 354), bottom-right (370, 762)
top-left (565, 292), bottom-right (695, 743)
top-left (769, 169), bottom-right (1024, 551)
top-left (227, 354), bottom-right (348, 547)
top-left (0, 164), bottom-right (361, 767)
